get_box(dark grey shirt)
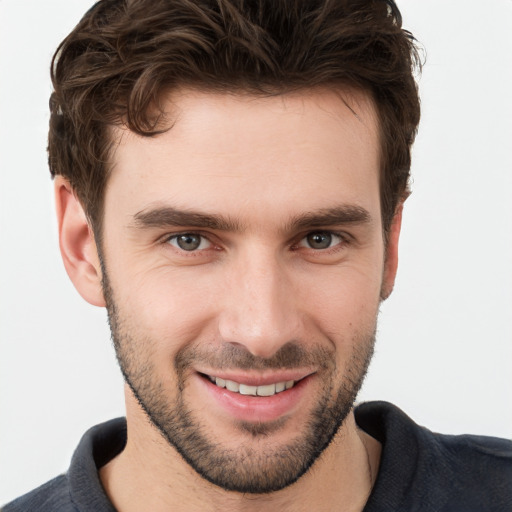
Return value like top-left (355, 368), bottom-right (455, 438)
top-left (3, 402), bottom-right (512, 511)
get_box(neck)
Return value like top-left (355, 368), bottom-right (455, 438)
top-left (100, 392), bottom-right (380, 512)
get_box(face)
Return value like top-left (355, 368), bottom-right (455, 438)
top-left (99, 89), bottom-right (393, 493)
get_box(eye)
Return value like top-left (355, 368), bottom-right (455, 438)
top-left (298, 231), bottom-right (344, 250)
top-left (166, 233), bottom-right (212, 252)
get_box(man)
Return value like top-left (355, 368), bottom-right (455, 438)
top-left (3, 0), bottom-right (511, 510)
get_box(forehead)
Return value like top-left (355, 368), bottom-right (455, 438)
top-left (106, 88), bottom-right (381, 226)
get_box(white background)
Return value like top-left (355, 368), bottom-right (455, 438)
top-left (1, 0), bottom-right (511, 505)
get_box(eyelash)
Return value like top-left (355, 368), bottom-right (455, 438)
top-left (293, 231), bottom-right (349, 252)
top-left (163, 232), bottom-right (216, 252)
top-left (162, 230), bottom-right (351, 255)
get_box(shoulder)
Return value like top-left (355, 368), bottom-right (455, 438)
top-left (425, 430), bottom-right (512, 507)
top-left (436, 428), bottom-right (512, 466)
top-left (2, 475), bottom-right (77, 512)
top-left (2, 418), bottom-right (125, 512)
top-left (356, 401), bottom-right (512, 511)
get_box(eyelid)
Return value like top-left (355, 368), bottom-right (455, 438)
top-left (294, 230), bottom-right (351, 250)
top-left (158, 228), bottom-right (351, 253)
top-left (162, 231), bottom-right (216, 251)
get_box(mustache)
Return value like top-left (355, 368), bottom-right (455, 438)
top-left (175, 341), bottom-right (335, 373)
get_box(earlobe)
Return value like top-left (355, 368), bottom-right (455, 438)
top-left (55, 177), bottom-right (106, 307)
top-left (381, 203), bottom-right (403, 301)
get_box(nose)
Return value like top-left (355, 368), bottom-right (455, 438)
top-left (217, 245), bottom-right (302, 359)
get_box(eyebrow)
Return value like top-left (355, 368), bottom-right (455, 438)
top-left (132, 206), bottom-right (242, 231)
top-left (286, 205), bottom-right (372, 232)
top-left (131, 204), bottom-right (372, 233)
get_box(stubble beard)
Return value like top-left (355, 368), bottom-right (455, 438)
top-left (101, 270), bottom-right (376, 494)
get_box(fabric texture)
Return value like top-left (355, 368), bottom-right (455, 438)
top-left (3, 401), bottom-right (511, 511)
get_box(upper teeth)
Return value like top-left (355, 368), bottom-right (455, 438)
top-left (209, 376), bottom-right (295, 396)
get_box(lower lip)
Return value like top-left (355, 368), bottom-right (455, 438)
top-left (197, 374), bottom-right (312, 423)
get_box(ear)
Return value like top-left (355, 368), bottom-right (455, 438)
top-left (55, 176), bottom-right (106, 307)
top-left (380, 203), bottom-right (403, 301)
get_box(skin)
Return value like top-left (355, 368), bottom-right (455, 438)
top-left (56, 88), bottom-right (402, 512)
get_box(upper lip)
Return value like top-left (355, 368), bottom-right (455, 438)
top-left (197, 370), bottom-right (315, 386)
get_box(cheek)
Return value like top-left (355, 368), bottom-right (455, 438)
top-left (106, 239), bottom-right (384, 355)
top-left (113, 265), bottom-right (222, 346)
top-left (295, 264), bottom-right (382, 357)
top-left (299, 261), bottom-right (383, 316)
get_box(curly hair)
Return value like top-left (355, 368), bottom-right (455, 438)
top-left (48, 0), bottom-right (421, 236)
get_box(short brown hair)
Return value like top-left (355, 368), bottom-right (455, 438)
top-left (48, 0), bottom-right (421, 235)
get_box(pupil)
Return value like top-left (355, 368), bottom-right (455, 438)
top-left (178, 234), bottom-right (201, 251)
top-left (308, 232), bottom-right (331, 249)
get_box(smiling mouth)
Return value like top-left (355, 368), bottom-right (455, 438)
top-left (206, 375), bottom-right (297, 397)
